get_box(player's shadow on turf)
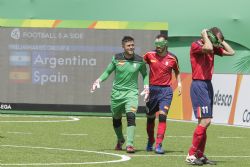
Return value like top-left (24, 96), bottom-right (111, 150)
top-left (102, 148), bottom-right (184, 154)
top-left (165, 150), bottom-right (186, 153)
top-left (134, 149), bottom-right (184, 154)
top-left (165, 150), bottom-right (184, 153)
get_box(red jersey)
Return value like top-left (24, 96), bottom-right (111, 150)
top-left (190, 40), bottom-right (224, 80)
top-left (144, 51), bottom-right (180, 86)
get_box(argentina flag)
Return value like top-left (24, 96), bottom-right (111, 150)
top-left (9, 51), bottom-right (31, 66)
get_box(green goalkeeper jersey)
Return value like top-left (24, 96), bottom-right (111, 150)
top-left (99, 53), bottom-right (148, 91)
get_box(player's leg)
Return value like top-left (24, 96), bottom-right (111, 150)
top-left (124, 91), bottom-right (138, 153)
top-left (146, 112), bottom-right (156, 151)
top-left (198, 81), bottom-right (216, 165)
top-left (112, 116), bottom-right (125, 150)
top-left (126, 112), bottom-right (136, 153)
top-left (145, 86), bottom-right (158, 151)
top-left (199, 81), bottom-right (213, 155)
top-left (196, 129), bottom-right (207, 158)
top-left (196, 81), bottom-right (213, 158)
top-left (111, 90), bottom-right (125, 150)
top-left (155, 86), bottom-right (173, 154)
top-left (186, 118), bottom-right (206, 166)
top-left (186, 80), bottom-right (212, 165)
top-left (155, 111), bottom-right (167, 154)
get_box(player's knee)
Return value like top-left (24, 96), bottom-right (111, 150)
top-left (113, 118), bottom-right (122, 128)
top-left (126, 112), bottom-right (136, 127)
top-left (159, 114), bottom-right (167, 123)
top-left (159, 110), bottom-right (166, 115)
top-left (200, 118), bottom-right (211, 127)
top-left (146, 114), bottom-right (155, 123)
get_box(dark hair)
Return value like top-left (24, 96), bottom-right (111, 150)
top-left (122, 36), bottom-right (134, 45)
top-left (209, 27), bottom-right (224, 41)
top-left (156, 34), bottom-right (167, 40)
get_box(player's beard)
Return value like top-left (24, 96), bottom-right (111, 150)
top-left (124, 49), bottom-right (135, 58)
top-left (156, 46), bottom-right (167, 55)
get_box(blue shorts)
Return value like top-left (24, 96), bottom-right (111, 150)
top-left (190, 80), bottom-right (214, 119)
top-left (146, 85), bottom-right (173, 115)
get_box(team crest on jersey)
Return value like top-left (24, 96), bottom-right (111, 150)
top-left (118, 60), bottom-right (125, 65)
top-left (165, 61), bottom-right (169, 66)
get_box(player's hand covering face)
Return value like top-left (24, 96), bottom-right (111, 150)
top-left (123, 41), bottom-right (135, 56)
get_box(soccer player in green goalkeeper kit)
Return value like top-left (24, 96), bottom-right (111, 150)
top-left (91, 36), bottom-right (149, 153)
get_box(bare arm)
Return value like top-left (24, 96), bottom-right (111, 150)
top-left (201, 29), bottom-right (213, 53)
top-left (221, 40), bottom-right (235, 56)
top-left (174, 70), bottom-right (182, 96)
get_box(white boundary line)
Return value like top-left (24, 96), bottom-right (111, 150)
top-left (61, 133), bottom-right (88, 136)
top-left (7, 132), bottom-right (32, 135)
top-left (218, 136), bottom-right (244, 139)
top-left (0, 145), bottom-right (131, 166)
top-left (0, 115), bottom-right (75, 118)
top-left (0, 115), bottom-right (79, 123)
top-left (1, 115), bottom-right (250, 128)
top-left (1, 115), bottom-right (246, 139)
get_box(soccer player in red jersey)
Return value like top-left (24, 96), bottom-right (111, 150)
top-left (143, 34), bottom-right (182, 154)
top-left (186, 27), bottom-right (235, 165)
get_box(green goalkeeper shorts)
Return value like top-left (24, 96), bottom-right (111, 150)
top-left (111, 89), bottom-right (138, 119)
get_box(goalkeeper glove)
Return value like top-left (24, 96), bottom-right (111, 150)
top-left (140, 85), bottom-right (149, 102)
top-left (90, 79), bottom-right (101, 93)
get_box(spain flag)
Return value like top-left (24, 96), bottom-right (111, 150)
top-left (9, 68), bottom-right (30, 83)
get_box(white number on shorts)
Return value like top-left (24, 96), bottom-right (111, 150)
top-left (202, 106), bottom-right (209, 114)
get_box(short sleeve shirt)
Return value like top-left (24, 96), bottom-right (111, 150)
top-left (190, 40), bottom-right (224, 80)
top-left (144, 51), bottom-right (180, 86)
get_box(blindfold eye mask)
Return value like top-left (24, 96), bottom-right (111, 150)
top-left (154, 39), bottom-right (168, 48)
top-left (207, 31), bottom-right (222, 46)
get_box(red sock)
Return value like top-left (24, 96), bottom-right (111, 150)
top-left (188, 125), bottom-right (206, 156)
top-left (147, 119), bottom-right (155, 144)
top-left (155, 122), bottom-right (166, 147)
top-left (197, 131), bottom-right (207, 158)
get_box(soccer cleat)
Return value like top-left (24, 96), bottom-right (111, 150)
top-left (126, 145), bottom-right (135, 153)
top-left (200, 156), bottom-right (217, 165)
top-left (186, 154), bottom-right (203, 166)
top-left (115, 139), bottom-right (125, 150)
top-left (146, 141), bottom-right (154, 151)
top-left (154, 143), bottom-right (165, 154)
